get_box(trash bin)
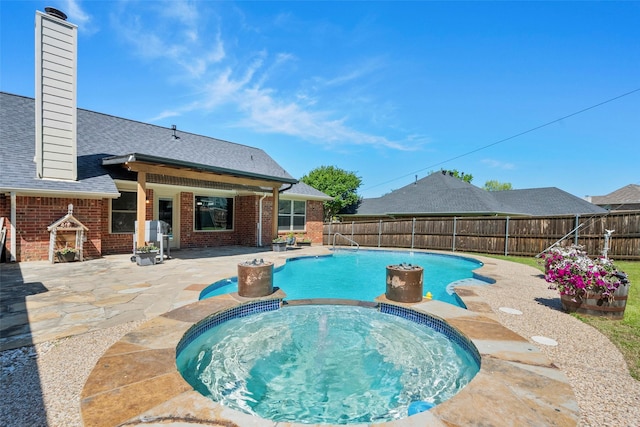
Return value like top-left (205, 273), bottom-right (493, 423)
top-left (386, 263), bottom-right (424, 303)
top-left (238, 259), bottom-right (274, 297)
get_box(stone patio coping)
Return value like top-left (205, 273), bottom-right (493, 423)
top-left (80, 259), bottom-right (579, 427)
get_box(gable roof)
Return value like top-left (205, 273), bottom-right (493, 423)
top-left (281, 182), bottom-right (334, 201)
top-left (492, 187), bottom-right (607, 216)
top-left (590, 184), bottom-right (640, 205)
top-left (351, 171), bottom-right (608, 217)
top-left (0, 92), bottom-right (297, 197)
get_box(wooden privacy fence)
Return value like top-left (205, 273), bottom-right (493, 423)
top-left (323, 211), bottom-right (640, 260)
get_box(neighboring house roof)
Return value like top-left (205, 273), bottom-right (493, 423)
top-left (589, 184), bottom-right (640, 209)
top-left (0, 92), bottom-right (297, 197)
top-left (350, 171), bottom-right (608, 217)
top-left (492, 187), bottom-right (606, 216)
top-left (281, 182), bottom-right (334, 201)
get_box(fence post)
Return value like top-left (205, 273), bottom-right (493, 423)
top-left (351, 221), bottom-right (355, 241)
top-left (574, 214), bottom-right (580, 245)
top-left (411, 217), bottom-right (416, 249)
top-left (452, 217), bottom-right (457, 252)
top-left (505, 216), bottom-right (510, 256)
top-left (378, 220), bottom-right (382, 247)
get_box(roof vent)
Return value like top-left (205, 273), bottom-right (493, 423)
top-left (45, 7), bottom-right (67, 20)
top-left (171, 125), bottom-right (180, 140)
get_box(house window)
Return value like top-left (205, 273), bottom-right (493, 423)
top-left (278, 200), bottom-right (306, 232)
top-left (111, 191), bottom-right (137, 233)
top-left (195, 196), bottom-right (233, 231)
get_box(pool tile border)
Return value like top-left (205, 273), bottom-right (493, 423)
top-left (80, 260), bottom-right (580, 427)
top-left (379, 302), bottom-right (481, 367)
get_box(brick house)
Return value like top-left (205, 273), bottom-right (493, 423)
top-left (0, 8), bottom-right (331, 262)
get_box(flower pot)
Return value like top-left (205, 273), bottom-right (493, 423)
top-left (272, 241), bottom-right (287, 252)
top-left (297, 241), bottom-right (311, 247)
top-left (56, 252), bottom-right (77, 262)
top-left (136, 251), bottom-right (158, 266)
top-left (560, 284), bottom-right (629, 320)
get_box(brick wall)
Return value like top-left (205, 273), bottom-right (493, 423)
top-left (305, 200), bottom-right (324, 242)
top-left (235, 195), bottom-right (259, 246)
top-left (262, 197), bottom-right (275, 245)
top-left (273, 200), bottom-right (325, 244)
top-left (2, 191), bottom-right (324, 262)
top-left (5, 196), bottom-right (102, 262)
top-left (101, 189), bottom-right (154, 255)
top-left (178, 192), bottom-right (261, 248)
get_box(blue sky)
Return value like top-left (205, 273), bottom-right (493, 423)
top-left (2, 1), bottom-right (639, 199)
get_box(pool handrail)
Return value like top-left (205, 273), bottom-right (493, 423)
top-left (332, 232), bottom-right (360, 251)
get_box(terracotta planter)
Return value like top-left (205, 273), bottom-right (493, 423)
top-left (560, 284), bottom-right (629, 320)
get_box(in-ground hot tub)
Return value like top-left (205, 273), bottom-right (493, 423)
top-left (176, 300), bottom-right (480, 425)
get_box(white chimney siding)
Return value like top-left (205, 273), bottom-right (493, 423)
top-left (35, 10), bottom-right (78, 181)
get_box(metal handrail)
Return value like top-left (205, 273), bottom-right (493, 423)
top-left (332, 233), bottom-right (360, 251)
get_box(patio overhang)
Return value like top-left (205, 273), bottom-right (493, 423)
top-left (103, 153), bottom-right (296, 248)
top-left (102, 153), bottom-right (297, 186)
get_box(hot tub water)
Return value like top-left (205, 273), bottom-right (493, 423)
top-left (177, 304), bottom-right (479, 424)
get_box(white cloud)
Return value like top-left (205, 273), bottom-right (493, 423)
top-left (64, 0), bottom-right (97, 34)
top-left (113, 2), bottom-right (418, 151)
top-left (148, 110), bottom-right (181, 122)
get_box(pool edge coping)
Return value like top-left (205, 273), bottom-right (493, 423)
top-left (80, 249), bottom-right (580, 427)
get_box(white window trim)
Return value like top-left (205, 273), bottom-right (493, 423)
top-left (278, 199), bottom-right (307, 232)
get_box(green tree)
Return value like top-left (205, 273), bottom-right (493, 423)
top-left (449, 169), bottom-right (473, 183)
top-left (483, 180), bottom-right (513, 191)
top-left (431, 169), bottom-right (473, 183)
top-left (300, 166), bottom-right (362, 221)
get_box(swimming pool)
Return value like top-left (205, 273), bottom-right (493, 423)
top-left (200, 250), bottom-right (485, 306)
top-left (176, 301), bottom-right (480, 424)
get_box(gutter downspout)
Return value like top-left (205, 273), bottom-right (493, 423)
top-left (279, 184), bottom-right (294, 194)
top-left (258, 193), bottom-right (268, 247)
top-left (10, 192), bottom-right (17, 262)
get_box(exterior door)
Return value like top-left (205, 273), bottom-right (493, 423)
top-left (158, 198), bottom-right (176, 247)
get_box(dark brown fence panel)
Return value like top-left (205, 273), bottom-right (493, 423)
top-left (324, 211), bottom-right (640, 260)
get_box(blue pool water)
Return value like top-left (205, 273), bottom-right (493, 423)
top-left (200, 250), bottom-right (483, 306)
top-left (177, 304), bottom-right (480, 424)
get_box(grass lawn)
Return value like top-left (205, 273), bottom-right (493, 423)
top-left (482, 254), bottom-right (640, 381)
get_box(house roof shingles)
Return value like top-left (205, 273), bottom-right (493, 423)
top-left (0, 92), bottom-right (297, 197)
top-left (590, 184), bottom-right (640, 205)
top-left (353, 171), bottom-right (608, 217)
